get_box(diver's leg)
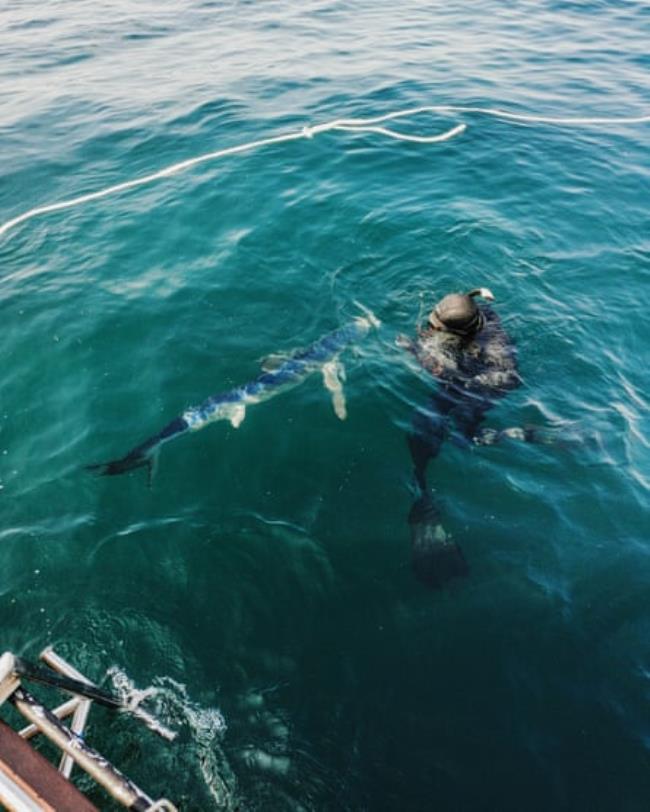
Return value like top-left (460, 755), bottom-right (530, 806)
top-left (406, 395), bottom-right (468, 588)
top-left (407, 394), bottom-right (451, 493)
top-left (450, 394), bottom-right (493, 447)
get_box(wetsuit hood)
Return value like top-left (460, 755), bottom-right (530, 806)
top-left (428, 287), bottom-right (494, 336)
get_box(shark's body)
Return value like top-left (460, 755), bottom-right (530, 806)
top-left (88, 311), bottom-right (379, 480)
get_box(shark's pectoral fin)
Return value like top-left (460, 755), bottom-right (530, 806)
top-left (229, 403), bottom-right (246, 428)
top-left (322, 359), bottom-right (347, 420)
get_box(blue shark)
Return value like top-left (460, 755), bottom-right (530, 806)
top-left (87, 307), bottom-right (380, 481)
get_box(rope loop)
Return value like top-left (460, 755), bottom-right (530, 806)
top-left (1, 104), bottom-right (648, 240)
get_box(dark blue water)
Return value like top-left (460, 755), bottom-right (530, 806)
top-left (1, 1), bottom-right (649, 809)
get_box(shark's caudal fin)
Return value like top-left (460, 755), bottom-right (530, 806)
top-left (85, 446), bottom-right (156, 480)
top-left (86, 417), bottom-right (187, 482)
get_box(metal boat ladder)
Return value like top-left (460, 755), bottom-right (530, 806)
top-left (0, 647), bottom-right (178, 812)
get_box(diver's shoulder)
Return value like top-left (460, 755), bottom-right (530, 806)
top-left (480, 304), bottom-right (501, 325)
top-left (480, 307), bottom-right (516, 342)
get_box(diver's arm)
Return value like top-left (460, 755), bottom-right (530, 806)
top-left (472, 311), bottom-right (521, 391)
top-left (398, 321), bottom-right (460, 379)
top-left (397, 335), bottom-right (447, 378)
top-left (395, 333), bottom-right (442, 375)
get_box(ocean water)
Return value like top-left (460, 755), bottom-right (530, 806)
top-left (1, 0), bottom-right (649, 809)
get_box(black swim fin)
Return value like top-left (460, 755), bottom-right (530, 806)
top-left (408, 496), bottom-right (468, 589)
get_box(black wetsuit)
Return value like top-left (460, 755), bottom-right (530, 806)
top-left (403, 304), bottom-right (520, 588)
top-left (407, 305), bottom-right (520, 491)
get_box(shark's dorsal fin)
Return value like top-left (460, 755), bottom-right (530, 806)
top-left (322, 359), bottom-right (347, 420)
top-left (260, 353), bottom-right (290, 373)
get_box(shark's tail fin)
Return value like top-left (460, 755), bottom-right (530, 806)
top-left (86, 443), bottom-right (158, 486)
top-left (86, 418), bottom-right (186, 485)
top-left (408, 495), bottom-right (468, 589)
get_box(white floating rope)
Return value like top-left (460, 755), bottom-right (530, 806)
top-left (1, 104), bottom-right (648, 240)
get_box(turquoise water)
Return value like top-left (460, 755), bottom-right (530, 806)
top-left (1, 1), bottom-right (649, 809)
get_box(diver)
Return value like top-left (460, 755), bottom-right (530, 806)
top-left (397, 287), bottom-right (521, 588)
